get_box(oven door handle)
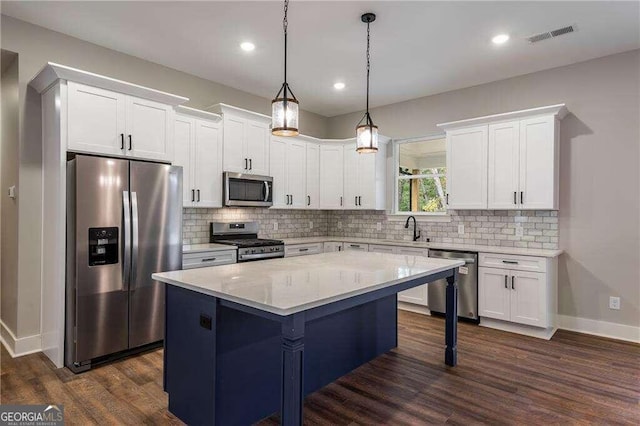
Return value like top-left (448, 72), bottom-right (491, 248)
top-left (240, 252), bottom-right (283, 261)
top-left (264, 181), bottom-right (270, 202)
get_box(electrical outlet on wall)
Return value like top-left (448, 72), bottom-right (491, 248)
top-left (515, 224), bottom-right (524, 237)
top-left (609, 296), bottom-right (621, 310)
top-left (458, 224), bottom-right (464, 235)
top-left (273, 222), bottom-right (278, 231)
top-left (376, 222), bottom-right (382, 231)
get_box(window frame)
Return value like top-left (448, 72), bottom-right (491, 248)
top-left (392, 133), bottom-right (449, 218)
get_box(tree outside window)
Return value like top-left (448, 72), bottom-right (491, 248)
top-left (396, 138), bottom-right (447, 214)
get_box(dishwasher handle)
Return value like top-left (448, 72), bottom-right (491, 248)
top-left (429, 251), bottom-right (477, 264)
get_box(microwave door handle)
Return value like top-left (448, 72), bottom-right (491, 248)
top-left (264, 181), bottom-right (270, 202)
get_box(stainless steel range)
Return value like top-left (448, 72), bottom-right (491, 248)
top-left (210, 222), bottom-right (284, 262)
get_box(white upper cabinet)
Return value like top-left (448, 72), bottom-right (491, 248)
top-left (126, 96), bottom-right (174, 162)
top-left (488, 121), bottom-right (520, 209)
top-left (67, 82), bottom-right (127, 157)
top-left (270, 137), bottom-right (307, 209)
top-left (209, 104), bottom-right (271, 176)
top-left (519, 115), bottom-right (558, 209)
top-left (305, 143), bottom-right (320, 209)
top-left (319, 143), bottom-right (345, 209)
top-left (342, 140), bottom-right (387, 210)
top-left (438, 104), bottom-right (566, 210)
top-left (446, 125), bottom-right (488, 209)
top-left (174, 107), bottom-right (223, 208)
top-left (67, 81), bottom-right (175, 162)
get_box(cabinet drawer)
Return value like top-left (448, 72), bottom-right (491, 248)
top-left (285, 243), bottom-right (323, 257)
top-left (479, 253), bottom-right (546, 273)
top-left (369, 244), bottom-right (396, 254)
top-left (343, 242), bottom-right (369, 252)
top-left (183, 250), bottom-right (237, 269)
top-left (397, 247), bottom-right (428, 257)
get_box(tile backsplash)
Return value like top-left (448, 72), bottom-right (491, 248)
top-left (183, 208), bottom-right (558, 250)
top-left (182, 208), bottom-right (328, 244)
top-left (327, 210), bottom-right (559, 250)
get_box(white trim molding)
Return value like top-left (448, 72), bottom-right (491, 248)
top-left (557, 315), bottom-right (640, 343)
top-left (0, 320), bottom-right (42, 358)
top-left (437, 104), bottom-right (568, 130)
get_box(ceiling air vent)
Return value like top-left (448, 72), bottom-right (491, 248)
top-left (527, 25), bottom-right (576, 44)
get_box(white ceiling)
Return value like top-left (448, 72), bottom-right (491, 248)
top-left (3, 1), bottom-right (639, 117)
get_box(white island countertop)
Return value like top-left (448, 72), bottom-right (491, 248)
top-left (153, 252), bottom-right (464, 316)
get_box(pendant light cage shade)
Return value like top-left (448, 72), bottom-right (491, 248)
top-left (272, 83), bottom-right (299, 136)
top-left (356, 112), bottom-right (378, 153)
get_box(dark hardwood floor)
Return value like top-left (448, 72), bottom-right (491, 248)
top-left (2, 311), bottom-right (638, 425)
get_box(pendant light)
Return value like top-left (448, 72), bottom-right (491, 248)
top-left (272, 0), bottom-right (299, 136)
top-left (355, 13), bottom-right (378, 153)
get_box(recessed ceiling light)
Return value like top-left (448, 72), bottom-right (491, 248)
top-left (492, 34), bottom-right (510, 45)
top-left (240, 42), bottom-right (255, 52)
top-left (333, 82), bottom-right (346, 90)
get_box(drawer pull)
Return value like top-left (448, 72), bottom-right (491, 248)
top-left (502, 260), bottom-right (519, 265)
top-left (201, 257), bottom-right (217, 262)
top-left (350, 244), bottom-right (360, 248)
top-left (299, 248), bottom-right (309, 252)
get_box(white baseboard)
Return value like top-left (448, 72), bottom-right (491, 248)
top-left (557, 315), bottom-right (640, 343)
top-left (479, 317), bottom-right (557, 340)
top-left (0, 320), bottom-right (42, 358)
top-left (398, 302), bottom-right (431, 316)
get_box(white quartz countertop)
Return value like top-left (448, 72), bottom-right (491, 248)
top-left (281, 237), bottom-right (563, 258)
top-left (183, 243), bottom-right (237, 254)
top-left (153, 252), bottom-right (464, 316)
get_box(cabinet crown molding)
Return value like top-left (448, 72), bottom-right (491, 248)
top-left (175, 105), bottom-right (222, 122)
top-left (206, 103), bottom-right (272, 123)
top-left (437, 104), bottom-right (568, 130)
top-left (28, 62), bottom-right (189, 106)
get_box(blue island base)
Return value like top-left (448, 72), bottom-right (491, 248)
top-left (164, 285), bottom-right (398, 426)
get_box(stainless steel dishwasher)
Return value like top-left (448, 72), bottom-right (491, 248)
top-left (428, 249), bottom-right (478, 322)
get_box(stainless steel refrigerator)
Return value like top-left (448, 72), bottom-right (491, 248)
top-left (66, 155), bottom-right (182, 372)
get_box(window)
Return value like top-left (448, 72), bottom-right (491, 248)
top-left (395, 137), bottom-right (447, 214)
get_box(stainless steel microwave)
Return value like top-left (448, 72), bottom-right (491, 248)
top-left (223, 172), bottom-right (273, 207)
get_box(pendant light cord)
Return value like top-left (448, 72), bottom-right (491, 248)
top-left (366, 19), bottom-right (370, 119)
top-left (283, 0), bottom-right (289, 87)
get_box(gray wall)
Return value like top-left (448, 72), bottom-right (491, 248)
top-left (328, 50), bottom-right (640, 328)
top-left (0, 15), bottom-right (328, 339)
top-left (1, 51), bottom-right (19, 334)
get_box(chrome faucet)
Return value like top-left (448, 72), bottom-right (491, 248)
top-left (404, 216), bottom-right (421, 241)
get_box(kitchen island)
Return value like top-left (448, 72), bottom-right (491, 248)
top-left (152, 252), bottom-right (464, 426)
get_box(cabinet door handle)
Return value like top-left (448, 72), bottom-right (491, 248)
top-left (249, 158), bottom-right (252, 170)
top-left (201, 257), bottom-right (217, 262)
top-left (514, 191), bottom-right (517, 204)
top-left (511, 276), bottom-right (515, 290)
top-left (290, 194), bottom-right (293, 205)
top-left (355, 196), bottom-right (358, 206)
top-left (244, 158), bottom-right (248, 170)
top-left (307, 195), bottom-right (311, 206)
top-left (197, 189), bottom-right (200, 202)
top-left (191, 189), bottom-right (195, 202)
top-left (446, 194), bottom-right (449, 205)
top-left (340, 196), bottom-right (343, 206)
top-left (520, 191), bottom-right (524, 204)
top-left (120, 133), bottom-right (125, 150)
top-left (502, 260), bottom-right (519, 265)
top-left (128, 135), bottom-right (132, 151)
top-left (504, 275), bottom-right (508, 289)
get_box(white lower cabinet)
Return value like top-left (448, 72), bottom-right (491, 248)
top-left (323, 242), bottom-right (344, 252)
top-left (285, 243), bottom-right (323, 257)
top-left (479, 253), bottom-right (555, 330)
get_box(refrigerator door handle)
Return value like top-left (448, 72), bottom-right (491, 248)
top-left (122, 191), bottom-right (131, 290)
top-left (131, 191), bottom-right (139, 288)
